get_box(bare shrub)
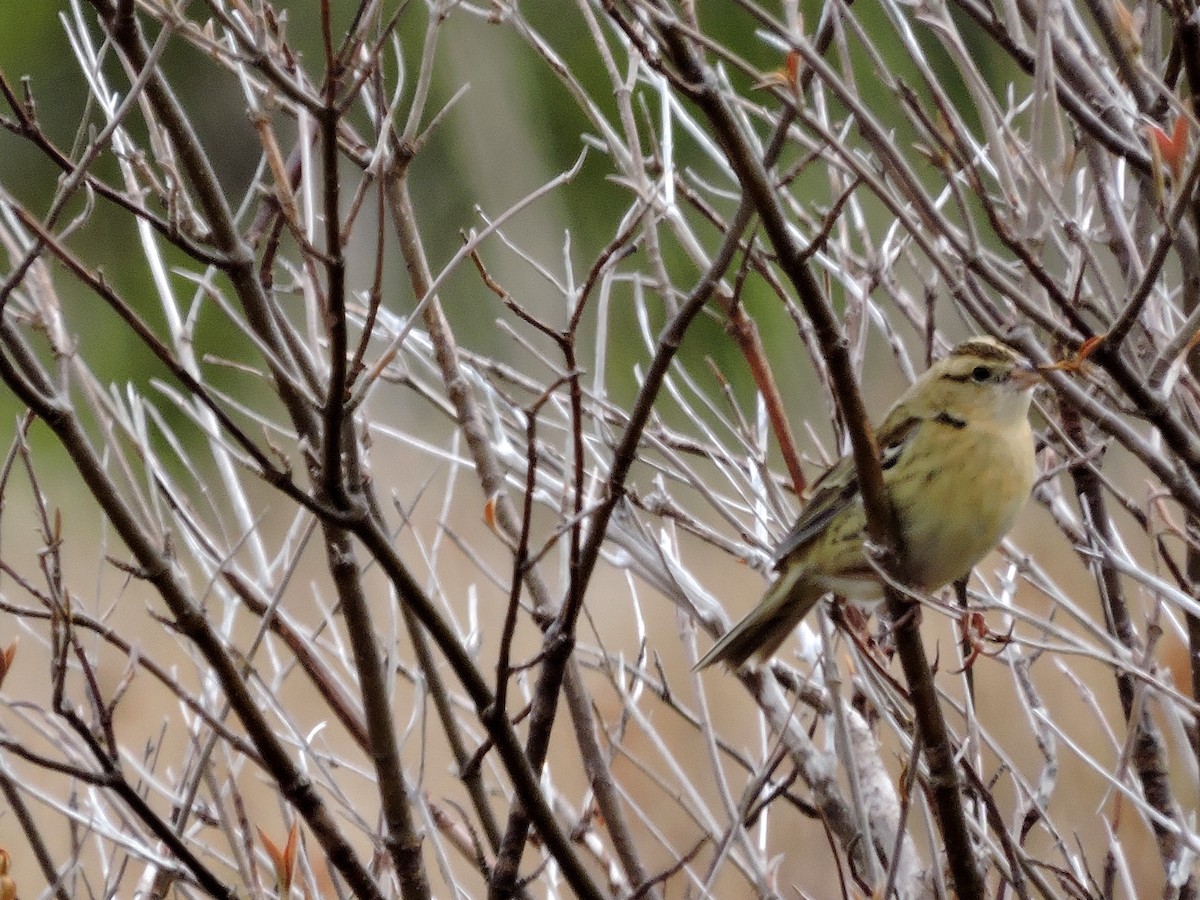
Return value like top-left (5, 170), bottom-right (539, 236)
top-left (1, 1), bottom-right (1198, 898)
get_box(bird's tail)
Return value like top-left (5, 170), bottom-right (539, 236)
top-left (694, 566), bottom-right (823, 670)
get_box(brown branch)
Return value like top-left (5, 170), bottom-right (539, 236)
top-left (636, 9), bottom-right (987, 897)
top-left (0, 769), bottom-right (70, 900)
top-left (0, 324), bottom-right (386, 899)
top-left (383, 171), bottom-right (607, 900)
top-left (1061, 399), bottom-right (1195, 897)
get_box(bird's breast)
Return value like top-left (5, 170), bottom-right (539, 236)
top-left (889, 417), bottom-right (1035, 590)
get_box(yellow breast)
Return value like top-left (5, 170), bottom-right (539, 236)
top-left (888, 417), bottom-right (1035, 590)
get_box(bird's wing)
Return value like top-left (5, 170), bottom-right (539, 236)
top-left (770, 415), bottom-right (923, 568)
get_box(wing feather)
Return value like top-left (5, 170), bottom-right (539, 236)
top-left (770, 415), bottom-right (923, 568)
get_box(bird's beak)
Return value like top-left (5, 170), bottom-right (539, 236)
top-left (1010, 365), bottom-right (1042, 390)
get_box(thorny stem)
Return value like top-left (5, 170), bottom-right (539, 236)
top-left (385, 171), bottom-right (607, 900)
top-left (6, 2), bottom-right (1200, 898)
top-left (636, 9), bottom-right (985, 898)
top-left (1173, 2), bottom-right (1200, 820)
top-left (1061, 400), bottom-right (1194, 897)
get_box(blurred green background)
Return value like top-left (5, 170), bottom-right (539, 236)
top-left (0, 2), bottom-right (1017, 442)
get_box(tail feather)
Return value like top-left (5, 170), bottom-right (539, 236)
top-left (694, 565), bottom-right (822, 670)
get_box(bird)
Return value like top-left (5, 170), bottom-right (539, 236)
top-left (696, 336), bottom-right (1040, 670)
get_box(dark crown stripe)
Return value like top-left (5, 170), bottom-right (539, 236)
top-left (948, 338), bottom-right (1018, 362)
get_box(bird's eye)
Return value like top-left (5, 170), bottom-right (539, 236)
top-left (971, 366), bottom-right (991, 382)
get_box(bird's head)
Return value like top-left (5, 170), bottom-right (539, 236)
top-left (909, 336), bottom-right (1040, 424)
